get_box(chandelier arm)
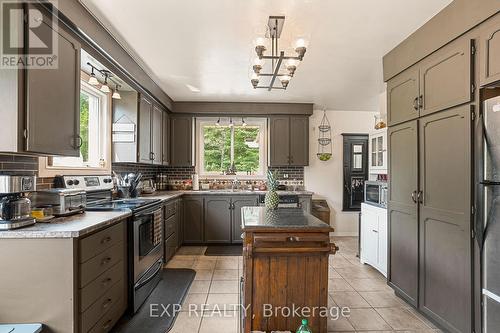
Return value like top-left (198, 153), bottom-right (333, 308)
top-left (268, 51), bottom-right (285, 91)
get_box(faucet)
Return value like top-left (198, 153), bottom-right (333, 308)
top-left (231, 178), bottom-right (240, 192)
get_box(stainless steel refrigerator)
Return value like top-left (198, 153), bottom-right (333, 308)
top-left (480, 96), bottom-right (500, 331)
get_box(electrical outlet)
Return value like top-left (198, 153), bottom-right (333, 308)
top-left (283, 173), bottom-right (289, 179)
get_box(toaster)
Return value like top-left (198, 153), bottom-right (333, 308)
top-left (32, 188), bottom-right (87, 216)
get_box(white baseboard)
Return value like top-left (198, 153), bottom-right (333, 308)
top-left (330, 232), bottom-right (358, 237)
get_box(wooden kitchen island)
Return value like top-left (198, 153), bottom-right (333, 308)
top-left (241, 207), bottom-right (337, 333)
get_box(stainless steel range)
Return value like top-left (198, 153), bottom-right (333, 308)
top-left (54, 175), bottom-right (164, 313)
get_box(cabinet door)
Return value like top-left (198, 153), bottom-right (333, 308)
top-left (138, 96), bottom-right (152, 163)
top-left (361, 207), bottom-right (379, 266)
top-left (387, 69), bottom-right (419, 126)
top-left (377, 208), bottom-right (388, 276)
top-left (162, 112), bottom-right (170, 165)
top-left (387, 120), bottom-right (419, 306)
top-left (418, 106), bottom-right (472, 332)
top-left (269, 116), bottom-right (290, 166)
top-left (480, 14), bottom-right (500, 86)
top-left (290, 116), bottom-right (309, 166)
top-left (170, 116), bottom-right (193, 166)
top-left (151, 105), bottom-right (163, 165)
top-left (205, 197), bottom-right (231, 243)
top-left (183, 196), bottom-right (203, 244)
top-left (25, 6), bottom-right (81, 156)
top-left (419, 38), bottom-right (473, 117)
top-left (232, 196), bottom-right (258, 243)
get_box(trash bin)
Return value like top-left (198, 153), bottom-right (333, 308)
top-left (312, 199), bottom-right (330, 224)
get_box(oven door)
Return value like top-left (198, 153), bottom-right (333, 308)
top-left (364, 183), bottom-right (381, 206)
top-left (133, 206), bottom-right (164, 283)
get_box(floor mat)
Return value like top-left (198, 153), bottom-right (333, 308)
top-left (204, 245), bottom-right (242, 256)
top-left (112, 268), bottom-right (195, 333)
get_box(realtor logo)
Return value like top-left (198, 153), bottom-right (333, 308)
top-left (1, 0), bottom-right (58, 69)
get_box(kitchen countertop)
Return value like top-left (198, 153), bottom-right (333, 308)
top-left (0, 211), bottom-right (131, 239)
top-left (241, 206), bottom-right (333, 232)
top-left (0, 190), bottom-right (313, 239)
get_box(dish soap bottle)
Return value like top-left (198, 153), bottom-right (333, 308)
top-left (296, 319), bottom-right (312, 333)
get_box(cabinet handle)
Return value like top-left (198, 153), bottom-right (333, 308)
top-left (101, 277), bottom-right (113, 286)
top-left (411, 191), bottom-right (417, 203)
top-left (102, 298), bottom-right (113, 309)
top-left (100, 236), bottom-right (112, 244)
top-left (417, 190), bottom-right (423, 203)
top-left (100, 257), bottom-right (112, 265)
top-left (75, 135), bottom-right (83, 149)
top-left (413, 97), bottom-right (419, 111)
top-left (372, 230), bottom-right (378, 233)
top-left (102, 319), bottom-right (113, 330)
top-left (419, 95), bottom-right (423, 109)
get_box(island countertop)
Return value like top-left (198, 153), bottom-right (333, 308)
top-left (241, 206), bottom-right (333, 232)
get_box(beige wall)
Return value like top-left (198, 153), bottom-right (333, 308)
top-left (305, 109), bottom-right (378, 236)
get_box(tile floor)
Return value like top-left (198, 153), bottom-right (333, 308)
top-left (165, 237), bottom-right (442, 333)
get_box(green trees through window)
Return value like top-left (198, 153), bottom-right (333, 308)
top-left (79, 93), bottom-right (89, 161)
top-left (203, 125), bottom-right (261, 174)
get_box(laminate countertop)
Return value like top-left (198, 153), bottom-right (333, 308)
top-left (241, 206), bottom-right (333, 232)
top-left (141, 190), bottom-right (313, 199)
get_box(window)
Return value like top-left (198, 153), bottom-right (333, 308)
top-left (197, 118), bottom-right (267, 177)
top-left (39, 79), bottom-right (111, 176)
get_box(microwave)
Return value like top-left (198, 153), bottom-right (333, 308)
top-left (364, 181), bottom-right (388, 208)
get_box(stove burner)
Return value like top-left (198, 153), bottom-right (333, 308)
top-left (85, 198), bottom-right (161, 212)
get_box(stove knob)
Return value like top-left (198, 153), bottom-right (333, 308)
top-left (66, 180), bottom-right (74, 186)
top-left (73, 180), bottom-right (80, 185)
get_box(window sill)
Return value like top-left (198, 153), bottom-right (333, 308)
top-left (38, 157), bottom-right (111, 178)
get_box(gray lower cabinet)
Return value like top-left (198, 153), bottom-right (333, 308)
top-left (25, 4), bottom-right (81, 156)
top-left (204, 197), bottom-right (232, 243)
top-left (170, 116), bottom-right (193, 166)
top-left (418, 105), bottom-right (472, 332)
top-left (182, 196), bottom-right (204, 244)
top-left (388, 120), bottom-right (419, 306)
top-left (231, 196), bottom-right (259, 243)
top-left (269, 116), bottom-right (309, 166)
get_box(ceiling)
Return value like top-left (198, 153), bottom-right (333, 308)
top-left (80, 0), bottom-right (452, 111)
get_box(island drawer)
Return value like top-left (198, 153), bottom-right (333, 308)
top-left (165, 214), bottom-right (176, 238)
top-left (165, 232), bottom-right (178, 262)
top-left (80, 242), bottom-right (124, 288)
top-left (80, 260), bottom-right (124, 312)
top-left (80, 222), bottom-right (126, 263)
top-left (87, 295), bottom-right (125, 333)
top-left (81, 278), bottom-right (125, 333)
top-left (164, 200), bottom-right (177, 218)
top-left (251, 232), bottom-right (332, 254)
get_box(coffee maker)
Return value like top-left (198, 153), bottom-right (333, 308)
top-left (0, 175), bottom-right (37, 230)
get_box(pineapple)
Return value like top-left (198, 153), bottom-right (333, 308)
top-left (265, 170), bottom-right (280, 209)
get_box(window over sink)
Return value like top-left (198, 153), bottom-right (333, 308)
top-left (196, 117), bottom-right (267, 177)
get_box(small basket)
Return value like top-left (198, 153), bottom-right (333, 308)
top-left (318, 137), bottom-right (331, 146)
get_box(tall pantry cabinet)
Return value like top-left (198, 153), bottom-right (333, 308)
top-left (387, 37), bottom-right (475, 332)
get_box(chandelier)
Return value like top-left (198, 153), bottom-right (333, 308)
top-left (250, 16), bottom-right (308, 91)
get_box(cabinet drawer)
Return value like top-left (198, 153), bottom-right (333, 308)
top-left (80, 260), bottom-right (124, 312)
top-left (165, 200), bottom-right (177, 218)
top-left (252, 233), bottom-right (332, 254)
top-left (165, 214), bottom-right (176, 238)
top-left (80, 222), bottom-right (125, 263)
top-left (80, 242), bottom-right (124, 288)
top-left (81, 278), bottom-right (125, 333)
top-left (165, 233), bottom-right (178, 262)
top-left (87, 295), bottom-right (125, 333)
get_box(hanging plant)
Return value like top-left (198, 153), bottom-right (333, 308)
top-left (317, 110), bottom-right (332, 161)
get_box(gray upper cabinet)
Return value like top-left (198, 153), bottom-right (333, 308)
top-left (182, 196), bottom-right (203, 244)
top-left (162, 112), bottom-right (170, 166)
top-left (170, 116), bottom-right (193, 166)
top-left (269, 115), bottom-right (309, 166)
top-left (387, 120), bottom-right (419, 306)
top-left (204, 197), bottom-right (232, 243)
top-left (151, 105), bottom-right (163, 165)
top-left (138, 96), bottom-right (152, 163)
top-left (419, 38), bottom-right (473, 117)
top-left (290, 116), bottom-right (309, 166)
top-left (480, 14), bottom-right (500, 86)
top-left (25, 5), bottom-right (81, 156)
top-left (418, 106), bottom-right (472, 333)
top-left (232, 196), bottom-right (258, 243)
top-left (387, 69), bottom-right (419, 127)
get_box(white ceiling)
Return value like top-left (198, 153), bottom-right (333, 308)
top-left (80, 0), bottom-right (452, 111)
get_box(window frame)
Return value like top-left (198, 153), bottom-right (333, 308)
top-left (38, 74), bottom-right (112, 177)
top-left (195, 117), bottom-right (268, 179)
